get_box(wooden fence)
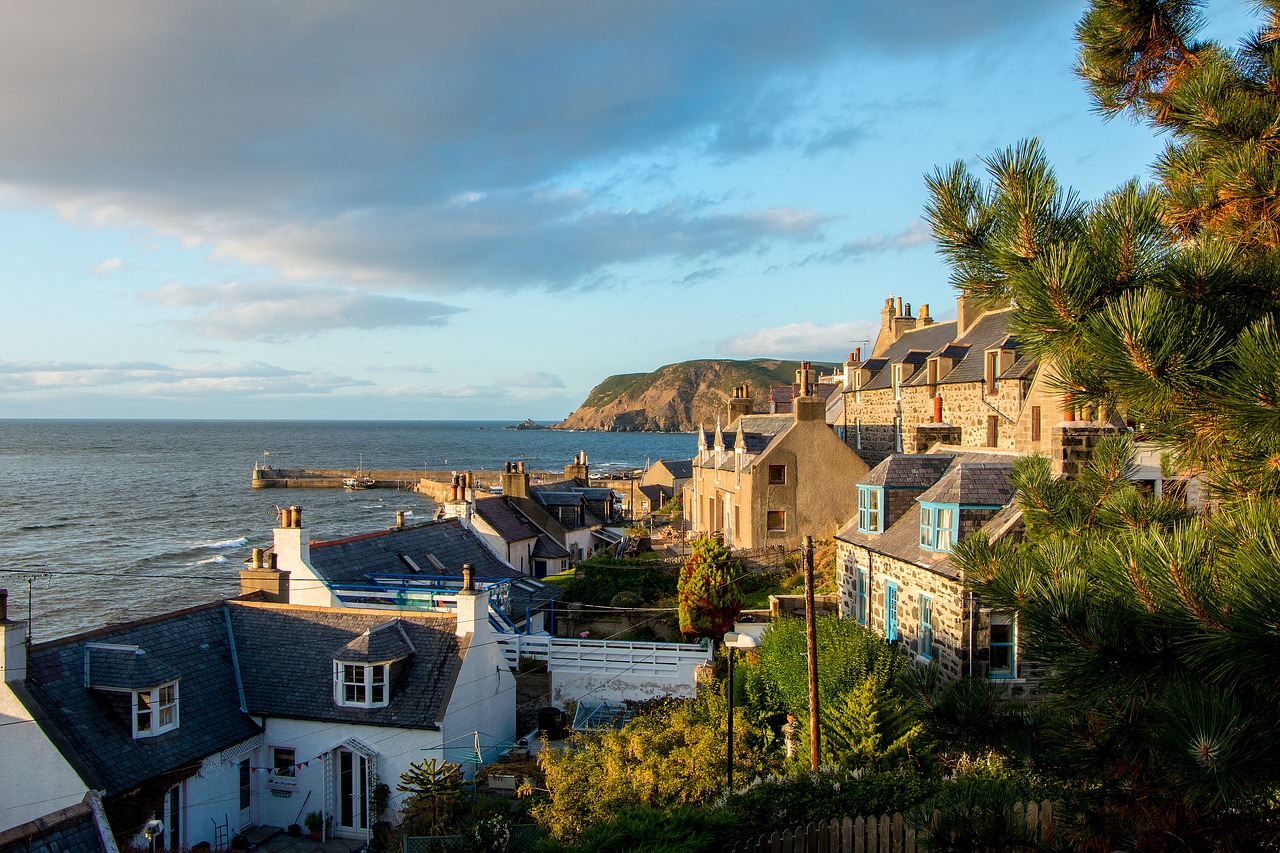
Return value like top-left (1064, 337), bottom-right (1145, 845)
top-left (728, 800), bottom-right (1055, 853)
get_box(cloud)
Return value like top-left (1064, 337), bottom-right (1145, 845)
top-left (717, 319), bottom-right (881, 360)
top-left (511, 372), bottom-right (565, 389)
top-left (92, 256), bottom-right (124, 274)
top-left (0, 359), bottom-right (369, 396)
top-left (145, 282), bottom-right (462, 340)
top-left (0, 2), bottom-right (1071, 293)
top-left (800, 217), bottom-right (934, 266)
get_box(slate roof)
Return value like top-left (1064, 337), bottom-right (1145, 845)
top-left (836, 451), bottom-right (1020, 580)
top-left (859, 454), bottom-right (954, 490)
top-left (860, 322), bottom-right (959, 390)
top-left (938, 310), bottom-right (1016, 385)
top-left (533, 533), bottom-right (570, 560)
top-left (572, 487), bottom-right (614, 501)
top-left (309, 519), bottom-right (514, 585)
top-left (307, 518), bottom-right (560, 614)
top-left (230, 602), bottom-right (461, 729)
top-left (535, 491), bottom-right (587, 507)
top-left (332, 619), bottom-right (416, 662)
top-left (651, 459), bottom-right (692, 480)
top-left (473, 496), bottom-right (541, 543)
top-left (917, 461), bottom-right (1017, 506)
top-left (24, 602), bottom-right (263, 797)
top-left (84, 644), bottom-right (181, 690)
top-left (0, 798), bottom-right (112, 853)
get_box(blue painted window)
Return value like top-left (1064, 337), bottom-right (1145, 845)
top-left (857, 486), bottom-right (883, 533)
top-left (989, 613), bottom-right (1016, 679)
top-left (856, 567), bottom-right (868, 625)
top-left (920, 595), bottom-right (933, 660)
top-left (919, 502), bottom-right (958, 551)
top-left (885, 581), bottom-right (899, 642)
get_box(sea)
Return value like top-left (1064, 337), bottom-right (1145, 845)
top-left (0, 420), bottom-right (693, 642)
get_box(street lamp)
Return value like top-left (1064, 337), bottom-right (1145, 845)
top-left (724, 630), bottom-right (761, 791)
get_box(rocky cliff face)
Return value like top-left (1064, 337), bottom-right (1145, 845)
top-left (557, 359), bottom-right (837, 432)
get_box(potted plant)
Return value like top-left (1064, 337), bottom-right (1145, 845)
top-left (304, 811), bottom-right (325, 841)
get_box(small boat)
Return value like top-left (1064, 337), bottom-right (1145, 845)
top-left (343, 454), bottom-right (376, 490)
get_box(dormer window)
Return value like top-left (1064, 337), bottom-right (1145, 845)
top-left (330, 619), bottom-right (414, 710)
top-left (335, 661), bottom-right (390, 708)
top-left (857, 486), bottom-right (883, 534)
top-left (919, 502), bottom-right (958, 552)
top-left (134, 681), bottom-right (179, 738)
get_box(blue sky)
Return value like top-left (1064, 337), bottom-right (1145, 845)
top-left (0, 1), bottom-right (1258, 420)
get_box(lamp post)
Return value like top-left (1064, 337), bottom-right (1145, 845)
top-left (724, 630), bottom-right (760, 791)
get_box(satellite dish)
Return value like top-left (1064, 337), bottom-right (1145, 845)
top-left (144, 820), bottom-right (165, 841)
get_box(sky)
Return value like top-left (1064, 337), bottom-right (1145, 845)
top-left (0, 1), bottom-right (1260, 421)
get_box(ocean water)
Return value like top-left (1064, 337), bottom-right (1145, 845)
top-left (0, 420), bottom-right (693, 641)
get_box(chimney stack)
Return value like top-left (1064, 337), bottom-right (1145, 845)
top-left (454, 563), bottom-right (490, 640)
top-left (920, 304), bottom-right (932, 326)
top-left (727, 382), bottom-right (753, 425)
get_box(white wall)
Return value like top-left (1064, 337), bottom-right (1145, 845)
top-left (0, 685), bottom-right (90, 831)
top-left (162, 747), bottom-right (249, 849)
top-left (256, 718), bottom-right (445, 838)
top-left (439, 633), bottom-right (517, 781)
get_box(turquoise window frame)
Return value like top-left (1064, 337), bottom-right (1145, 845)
top-left (919, 501), bottom-right (959, 552)
top-left (920, 595), bottom-right (933, 660)
top-left (885, 581), bottom-right (899, 642)
top-left (989, 613), bottom-right (1016, 679)
top-left (857, 486), bottom-right (883, 534)
top-left (856, 567), bottom-right (868, 625)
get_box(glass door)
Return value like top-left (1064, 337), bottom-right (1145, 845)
top-left (337, 748), bottom-right (368, 833)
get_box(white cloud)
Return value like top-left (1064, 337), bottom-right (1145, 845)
top-left (0, 359), bottom-right (369, 396)
top-left (717, 319), bottom-right (881, 360)
top-left (145, 281), bottom-right (462, 340)
top-left (92, 256), bottom-right (124, 274)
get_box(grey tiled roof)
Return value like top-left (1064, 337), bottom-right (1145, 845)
top-left (332, 619), bottom-right (416, 662)
top-left (230, 602), bottom-right (460, 729)
top-left (859, 454), bottom-right (954, 490)
top-left (938, 310), bottom-right (1016, 385)
top-left (651, 459), bottom-right (692, 479)
top-left (308, 519), bottom-right (560, 614)
top-left (999, 355), bottom-right (1038, 380)
top-left (533, 533), bottom-right (570, 560)
top-left (0, 800), bottom-right (110, 853)
top-left (25, 603), bottom-right (263, 797)
top-left (308, 519), bottom-right (514, 584)
top-left (474, 497), bottom-right (541, 543)
top-left (572, 487), bottom-right (614, 500)
top-left (85, 643), bottom-right (180, 690)
top-left (917, 461), bottom-right (1017, 506)
top-left (532, 491), bottom-right (586, 507)
top-left (860, 322), bottom-right (959, 390)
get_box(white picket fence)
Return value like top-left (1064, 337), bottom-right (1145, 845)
top-left (497, 633), bottom-right (711, 675)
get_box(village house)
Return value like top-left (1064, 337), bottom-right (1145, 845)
top-left (684, 363), bottom-right (870, 550)
top-left (6, 575), bottom-right (513, 851)
top-left (252, 507), bottom-right (561, 633)
top-left (635, 458), bottom-right (692, 520)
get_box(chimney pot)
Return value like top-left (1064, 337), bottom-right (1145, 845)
top-left (933, 395), bottom-right (943, 424)
top-left (396, 510), bottom-right (405, 528)
top-left (920, 303), bottom-right (930, 319)
top-left (895, 296), bottom-right (904, 316)
top-left (461, 563), bottom-right (475, 592)
top-left (0, 589), bottom-right (7, 622)
top-left (268, 552), bottom-right (278, 570)
top-left (1063, 393), bottom-right (1076, 422)
top-left (252, 548), bottom-right (264, 569)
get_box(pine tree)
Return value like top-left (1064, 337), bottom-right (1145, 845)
top-left (925, 0), bottom-right (1280, 498)
top-left (677, 536), bottom-right (744, 640)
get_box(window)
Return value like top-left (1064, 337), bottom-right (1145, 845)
top-left (893, 364), bottom-right (904, 401)
top-left (857, 486), bottom-right (883, 533)
top-left (1031, 406), bottom-right (1042, 442)
top-left (272, 747), bottom-right (296, 779)
top-left (885, 581), bottom-right (899, 642)
top-left (768, 465), bottom-right (786, 485)
top-left (989, 613), bottom-right (1016, 679)
top-left (894, 416), bottom-right (903, 453)
top-left (920, 595), bottom-right (934, 660)
top-left (987, 415), bottom-right (999, 447)
top-left (854, 371), bottom-right (861, 404)
top-left (856, 567), bottom-right (869, 626)
top-left (134, 681), bottom-right (179, 738)
top-left (855, 417), bottom-right (862, 450)
top-left (336, 662), bottom-right (390, 708)
top-left (985, 351), bottom-right (999, 395)
top-left (766, 510), bottom-right (786, 532)
top-left (919, 502), bottom-right (957, 552)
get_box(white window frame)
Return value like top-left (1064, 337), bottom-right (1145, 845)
top-left (133, 681), bottom-right (179, 738)
top-left (334, 661), bottom-right (391, 708)
top-left (857, 486), bottom-right (883, 534)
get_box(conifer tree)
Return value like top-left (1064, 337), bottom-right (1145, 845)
top-left (925, 0), bottom-right (1280, 498)
top-left (677, 536), bottom-right (744, 640)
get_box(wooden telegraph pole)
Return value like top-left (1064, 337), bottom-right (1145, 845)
top-left (803, 535), bottom-right (819, 769)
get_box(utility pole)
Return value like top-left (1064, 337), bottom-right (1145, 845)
top-left (803, 535), bottom-right (819, 770)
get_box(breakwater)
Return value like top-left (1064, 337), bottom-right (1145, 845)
top-left (251, 466), bottom-right (424, 489)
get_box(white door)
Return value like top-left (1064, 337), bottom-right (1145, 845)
top-left (336, 748), bottom-right (368, 833)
